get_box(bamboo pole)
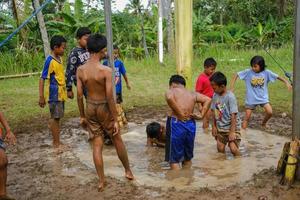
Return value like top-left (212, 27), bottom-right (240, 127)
top-left (158, 0), bottom-right (163, 64)
top-left (174, 0), bottom-right (193, 88)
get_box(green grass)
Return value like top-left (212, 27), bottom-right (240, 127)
top-left (0, 45), bottom-right (294, 128)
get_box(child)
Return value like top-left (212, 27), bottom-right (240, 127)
top-left (165, 75), bottom-right (211, 170)
top-left (0, 112), bottom-right (16, 200)
top-left (76, 34), bottom-right (134, 191)
top-left (210, 72), bottom-right (241, 156)
top-left (103, 45), bottom-right (131, 128)
top-left (146, 122), bottom-right (166, 147)
top-left (230, 55), bottom-right (292, 130)
top-left (195, 57), bottom-right (216, 133)
top-left (65, 27), bottom-right (91, 99)
top-left (39, 35), bottom-right (67, 148)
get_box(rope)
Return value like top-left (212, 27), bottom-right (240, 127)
top-left (259, 44), bottom-right (293, 84)
top-left (0, 0), bottom-right (52, 49)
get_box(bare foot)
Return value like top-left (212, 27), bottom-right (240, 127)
top-left (98, 181), bottom-right (106, 192)
top-left (125, 170), bottom-right (134, 180)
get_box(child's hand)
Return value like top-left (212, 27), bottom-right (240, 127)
top-left (190, 113), bottom-right (203, 120)
top-left (286, 83), bottom-right (292, 92)
top-left (212, 126), bottom-right (217, 138)
top-left (113, 122), bottom-right (120, 136)
top-left (127, 84), bottom-right (131, 90)
top-left (39, 96), bottom-right (46, 108)
top-left (5, 130), bottom-right (16, 145)
top-left (229, 132), bottom-right (236, 141)
top-left (67, 91), bottom-right (74, 99)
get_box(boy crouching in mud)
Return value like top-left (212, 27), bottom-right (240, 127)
top-left (165, 75), bottom-right (211, 170)
top-left (76, 34), bottom-right (134, 191)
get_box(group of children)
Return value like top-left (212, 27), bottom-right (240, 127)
top-left (147, 56), bottom-right (292, 169)
top-left (38, 28), bottom-right (133, 191)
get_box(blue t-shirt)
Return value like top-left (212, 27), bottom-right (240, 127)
top-left (103, 59), bottom-right (126, 94)
top-left (238, 69), bottom-right (278, 105)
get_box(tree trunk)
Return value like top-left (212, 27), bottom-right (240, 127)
top-left (32, 0), bottom-right (50, 57)
top-left (167, 0), bottom-right (175, 55)
top-left (139, 8), bottom-right (150, 57)
top-left (278, 0), bottom-right (286, 19)
top-left (175, 0), bottom-right (193, 88)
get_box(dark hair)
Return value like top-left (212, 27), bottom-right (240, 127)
top-left (250, 55), bottom-right (266, 72)
top-left (146, 122), bottom-right (161, 139)
top-left (210, 71), bottom-right (227, 86)
top-left (50, 35), bottom-right (66, 50)
top-left (113, 44), bottom-right (119, 50)
top-left (76, 27), bottom-right (91, 39)
top-left (87, 34), bottom-right (107, 53)
top-left (204, 57), bottom-right (217, 68)
top-left (169, 74), bottom-right (186, 86)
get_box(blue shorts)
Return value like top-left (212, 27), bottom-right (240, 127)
top-left (169, 117), bottom-right (196, 163)
top-left (0, 138), bottom-right (6, 151)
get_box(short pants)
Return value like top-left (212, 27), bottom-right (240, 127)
top-left (49, 101), bottom-right (64, 119)
top-left (245, 103), bottom-right (268, 110)
top-left (216, 131), bottom-right (241, 147)
top-left (116, 93), bottom-right (123, 104)
top-left (86, 99), bottom-right (115, 137)
top-left (169, 117), bottom-right (196, 163)
top-left (0, 138), bottom-right (6, 151)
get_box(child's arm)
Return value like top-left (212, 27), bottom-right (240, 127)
top-left (147, 137), bottom-right (153, 146)
top-left (65, 53), bottom-right (77, 99)
top-left (230, 73), bottom-right (239, 92)
top-left (229, 113), bottom-right (237, 141)
top-left (39, 78), bottom-right (46, 108)
top-left (123, 74), bottom-right (131, 90)
top-left (211, 109), bottom-right (217, 138)
top-left (195, 92), bottom-right (211, 118)
top-left (153, 140), bottom-right (165, 147)
top-left (76, 68), bottom-right (86, 126)
top-left (0, 112), bottom-right (16, 145)
top-left (277, 76), bottom-right (292, 91)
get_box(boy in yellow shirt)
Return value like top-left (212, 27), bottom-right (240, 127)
top-left (39, 35), bottom-right (67, 148)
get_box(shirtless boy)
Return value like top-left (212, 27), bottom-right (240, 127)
top-left (165, 75), bottom-right (211, 170)
top-left (76, 34), bottom-right (134, 191)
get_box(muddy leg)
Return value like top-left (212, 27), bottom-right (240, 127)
top-left (170, 163), bottom-right (181, 170)
top-left (182, 160), bottom-right (192, 169)
top-left (242, 109), bottom-right (252, 129)
top-left (92, 136), bottom-right (105, 191)
top-left (228, 141), bottom-right (240, 156)
top-left (262, 103), bottom-right (273, 128)
top-left (217, 139), bottom-right (226, 153)
top-left (49, 118), bottom-right (60, 148)
top-left (202, 110), bottom-right (210, 132)
top-left (0, 149), bottom-right (7, 197)
top-left (111, 134), bottom-right (134, 180)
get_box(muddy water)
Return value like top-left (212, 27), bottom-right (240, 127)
top-left (68, 119), bottom-right (287, 190)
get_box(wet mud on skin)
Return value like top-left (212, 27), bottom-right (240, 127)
top-left (5, 107), bottom-right (300, 200)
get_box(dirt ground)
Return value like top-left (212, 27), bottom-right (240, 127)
top-left (5, 107), bottom-right (300, 200)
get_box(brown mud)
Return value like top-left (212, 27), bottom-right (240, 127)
top-left (5, 106), bottom-right (300, 200)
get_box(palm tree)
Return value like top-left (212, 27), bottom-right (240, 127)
top-left (32, 0), bottom-right (50, 57)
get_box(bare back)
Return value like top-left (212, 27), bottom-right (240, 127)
top-left (168, 87), bottom-right (196, 118)
top-left (78, 61), bottom-right (112, 101)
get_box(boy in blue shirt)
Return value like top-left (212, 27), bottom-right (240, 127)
top-left (103, 45), bottom-right (131, 128)
top-left (230, 56), bottom-right (292, 130)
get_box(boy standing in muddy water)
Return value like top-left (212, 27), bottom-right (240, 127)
top-left (76, 34), bottom-right (134, 190)
top-left (210, 72), bottom-right (241, 156)
top-left (165, 75), bottom-right (211, 170)
top-left (39, 36), bottom-right (67, 148)
top-left (0, 112), bottom-right (16, 200)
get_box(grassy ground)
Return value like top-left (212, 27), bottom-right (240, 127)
top-left (0, 45), bottom-right (293, 128)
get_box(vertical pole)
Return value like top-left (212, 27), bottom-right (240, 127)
top-left (104, 0), bottom-right (116, 100)
top-left (158, 0), bottom-right (164, 63)
top-left (293, 0), bottom-right (300, 140)
top-left (174, 0), bottom-right (193, 88)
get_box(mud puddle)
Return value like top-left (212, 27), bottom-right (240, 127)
top-left (66, 118), bottom-right (288, 190)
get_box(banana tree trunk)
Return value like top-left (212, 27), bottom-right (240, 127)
top-left (32, 0), bottom-right (50, 57)
top-left (175, 0), bottom-right (193, 88)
